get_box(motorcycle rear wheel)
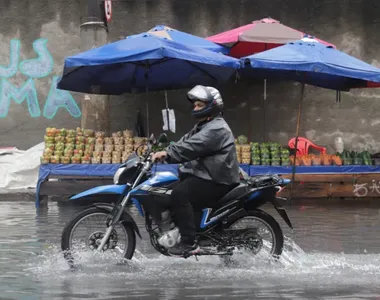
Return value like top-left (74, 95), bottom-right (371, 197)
top-left (220, 209), bottom-right (284, 264)
top-left (61, 206), bottom-right (136, 265)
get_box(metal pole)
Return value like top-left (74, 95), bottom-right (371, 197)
top-left (290, 83), bottom-right (305, 204)
top-left (146, 98), bottom-right (150, 137)
top-left (164, 90), bottom-right (170, 132)
top-left (263, 79), bottom-right (267, 142)
top-left (80, 0), bottom-right (110, 134)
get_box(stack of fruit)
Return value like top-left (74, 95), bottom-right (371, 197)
top-left (250, 143), bottom-right (261, 165)
top-left (250, 142), bottom-right (290, 166)
top-left (42, 127), bottom-right (96, 164)
top-left (235, 135), bottom-right (251, 164)
top-left (280, 148), bottom-right (290, 166)
top-left (337, 150), bottom-right (372, 165)
top-left (234, 136), bottom-right (291, 166)
top-left (290, 154), bottom-right (343, 166)
top-left (41, 127), bottom-right (149, 164)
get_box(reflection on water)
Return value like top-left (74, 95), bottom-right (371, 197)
top-left (0, 201), bottom-right (380, 299)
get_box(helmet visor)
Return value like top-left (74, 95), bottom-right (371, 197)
top-left (187, 85), bottom-right (209, 102)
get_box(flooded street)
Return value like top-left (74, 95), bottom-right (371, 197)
top-left (1, 200), bottom-right (380, 299)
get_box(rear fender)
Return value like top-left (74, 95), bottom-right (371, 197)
top-left (70, 184), bottom-right (127, 200)
top-left (269, 197), bottom-right (293, 229)
top-left (93, 203), bottom-right (142, 239)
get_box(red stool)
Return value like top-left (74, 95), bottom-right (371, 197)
top-left (288, 137), bottom-right (327, 155)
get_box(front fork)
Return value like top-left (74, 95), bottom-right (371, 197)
top-left (96, 193), bottom-right (131, 252)
top-left (96, 162), bottom-right (150, 252)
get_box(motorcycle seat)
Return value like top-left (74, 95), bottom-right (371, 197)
top-left (251, 175), bottom-right (273, 184)
top-left (250, 175), bottom-right (278, 187)
top-left (218, 183), bottom-right (249, 205)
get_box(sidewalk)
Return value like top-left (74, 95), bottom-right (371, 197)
top-left (0, 188), bottom-right (36, 201)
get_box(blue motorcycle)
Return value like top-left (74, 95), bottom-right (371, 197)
top-left (61, 133), bottom-right (293, 264)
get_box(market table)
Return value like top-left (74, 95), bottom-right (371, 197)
top-left (36, 164), bottom-right (380, 208)
top-left (36, 163), bottom-right (251, 207)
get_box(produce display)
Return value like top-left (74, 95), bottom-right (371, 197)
top-left (290, 154), bottom-right (342, 166)
top-left (235, 135), bottom-right (290, 166)
top-left (234, 135), bottom-right (375, 167)
top-left (337, 150), bottom-right (372, 165)
top-left (41, 127), bottom-right (148, 164)
top-left (41, 129), bottom-right (377, 167)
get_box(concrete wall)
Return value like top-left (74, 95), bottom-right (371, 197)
top-left (1, 0), bottom-right (380, 153)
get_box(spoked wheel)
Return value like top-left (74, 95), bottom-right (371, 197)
top-left (220, 210), bottom-right (284, 265)
top-left (61, 206), bottom-right (136, 266)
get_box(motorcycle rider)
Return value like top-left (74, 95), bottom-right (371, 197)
top-left (151, 85), bottom-right (240, 256)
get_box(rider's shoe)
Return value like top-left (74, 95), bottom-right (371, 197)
top-left (168, 242), bottom-right (200, 257)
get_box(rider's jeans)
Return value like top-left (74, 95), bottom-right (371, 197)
top-left (170, 175), bottom-right (234, 245)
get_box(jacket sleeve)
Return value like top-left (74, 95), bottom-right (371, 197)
top-left (165, 126), bottom-right (226, 164)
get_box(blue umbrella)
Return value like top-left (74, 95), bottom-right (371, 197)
top-left (241, 38), bottom-right (380, 91)
top-left (147, 25), bottom-right (229, 55)
top-left (57, 33), bottom-right (240, 95)
top-left (241, 38), bottom-right (380, 192)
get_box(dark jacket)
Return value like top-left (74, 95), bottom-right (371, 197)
top-left (165, 116), bottom-right (240, 185)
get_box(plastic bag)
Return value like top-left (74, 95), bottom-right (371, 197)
top-left (162, 109), bottom-right (176, 133)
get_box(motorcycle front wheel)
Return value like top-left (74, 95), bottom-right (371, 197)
top-left (61, 206), bottom-right (136, 265)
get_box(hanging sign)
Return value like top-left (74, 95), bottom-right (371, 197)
top-left (104, 0), bottom-right (112, 23)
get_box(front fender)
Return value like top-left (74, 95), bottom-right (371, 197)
top-left (70, 184), bottom-right (127, 200)
top-left (94, 203), bottom-right (142, 239)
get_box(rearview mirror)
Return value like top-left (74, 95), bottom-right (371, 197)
top-left (149, 134), bottom-right (157, 145)
top-left (157, 133), bottom-right (168, 144)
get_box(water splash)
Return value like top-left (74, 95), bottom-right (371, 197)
top-left (25, 236), bottom-right (380, 285)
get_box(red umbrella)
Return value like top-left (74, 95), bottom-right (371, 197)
top-left (207, 17), bottom-right (336, 58)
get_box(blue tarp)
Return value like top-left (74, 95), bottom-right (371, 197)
top-left (147, 25), bottom-right (229, 54)
top-left (57, 33), bottom-right (241, 94)
top-left (248, 165), bottom-right (380, 175)
top-left (242, 39), bottom-right (380, 90)
top-left (36, 163), bottom-right (380, 207)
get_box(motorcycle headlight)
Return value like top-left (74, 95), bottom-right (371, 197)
top-left (113, 167), bottom-right (125, 184)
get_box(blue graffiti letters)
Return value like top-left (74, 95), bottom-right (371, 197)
top-left (0, 78), bottom-right (40, 118)
top-left (44, 76), bottom-right (81, 119)
top-left (0, 38), bottom-right (81, 119)
top-left (19, 39), bottom-right (54, 78)
top-left (0, 40), bottom-right (20, 78)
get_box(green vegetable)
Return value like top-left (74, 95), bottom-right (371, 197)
top-left (251, 158), bottom-right (261, 165)
top-left (281, 158), bottom-right (290, 166)
top-left (269, 143), bottom-right (280, 152)
top-left (250, 142), bottom-right (259, 150)
top-left (361, 151), bottom-right (372, 165)
top-left (237, 135), bottom-right (248, 145)
top-left (353, 157), bottom-right (363, 165)
top-left (281, 149), bottom-right (290, 155)
top-left (252, 149), bottom-right (260, 155)
top-left (271, 150), bottom-right (280, 157)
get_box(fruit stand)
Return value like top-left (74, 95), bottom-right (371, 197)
top-left (36, 129), bottom-right (380, 207)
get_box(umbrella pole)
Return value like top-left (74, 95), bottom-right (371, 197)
top-left (263, 79), bottom-right (267, 142)
top-left (164, 90), bottom-right (170, 132)
top-left (146, 98), bottom-right (150, 137)
top-left (290, 83), bottom-right (305, 204)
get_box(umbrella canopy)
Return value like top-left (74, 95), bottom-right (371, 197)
top-left (241, 38), bottom-right (380, 91)
top-left (207, 17), bottom-right (336, 58)
top-left (147, 25), bottom-right (229, 54)
top-left (57, 33), bottom-right (241, 95)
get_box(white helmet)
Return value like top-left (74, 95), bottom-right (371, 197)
top-left (187, 85), bottom-right (224, 119)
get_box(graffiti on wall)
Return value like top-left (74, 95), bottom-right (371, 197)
top-left (0, 38), bottom-right (81, 119)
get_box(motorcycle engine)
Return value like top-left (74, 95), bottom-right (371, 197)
top-left (157, 227), bottom-right (181, 248)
